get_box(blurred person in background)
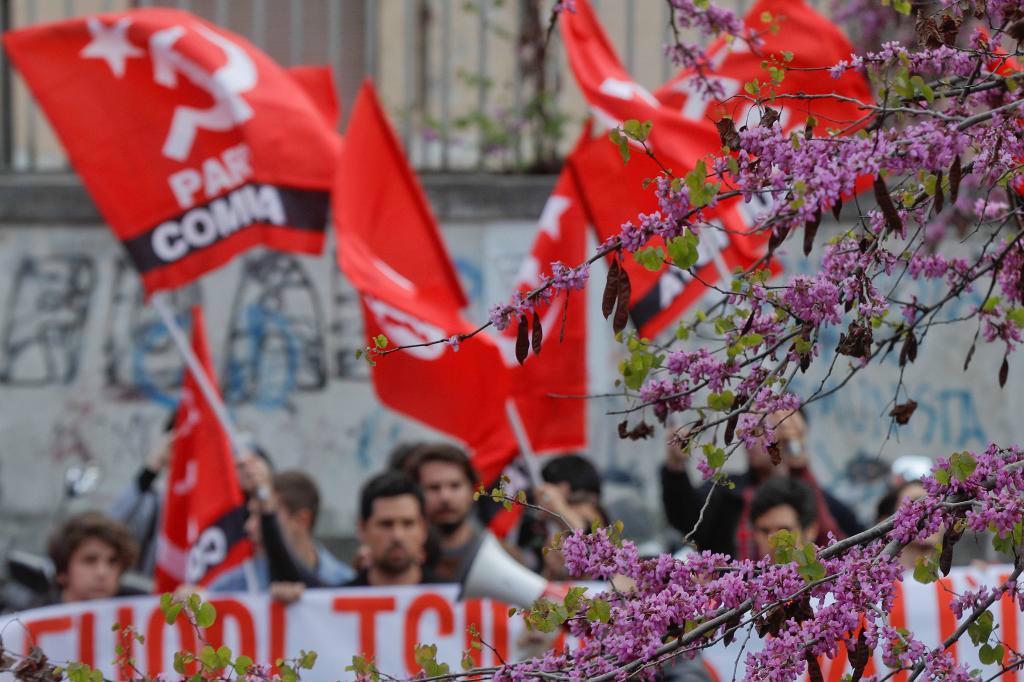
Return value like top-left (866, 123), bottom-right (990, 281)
top-left (512, 454), bottom-right (604, 572)
top-left (46, 512), bottom-right (139, 605)
top-left (108, 413), bottom-right (176, 576)
top-left (347, 471), bottom-right (433, 586)
top-left (208, 454), bottom-right (354, 601)
top-left (662, 409), bottom-right (859, 560)
top-left (749, 477), bottom-right (819, 561)
top-left (535, 486), bottom-right (608, 581)
top-left (876, 478), bottom-right (938, 571)
top-left (406, 443), bottom-right (479, 581)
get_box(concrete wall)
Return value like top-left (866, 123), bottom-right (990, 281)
top-left (1, 175), bottom-right (1023, 560)
top-left (0, 173), bottom-right (618, 559)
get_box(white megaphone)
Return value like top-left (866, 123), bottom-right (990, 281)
top-left (460, 531), bottom-right (568, 608)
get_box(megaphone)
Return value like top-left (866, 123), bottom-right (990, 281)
top-left (459, 531), bottom-right (568, 608)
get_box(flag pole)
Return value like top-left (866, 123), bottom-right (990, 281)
top-left (152, 291), bottom-right (246, 460)
top-left (504, 399), bottom-right (543, 489)
top-left (153, 292), bottom-right (259, 593)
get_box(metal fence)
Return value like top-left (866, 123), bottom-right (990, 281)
top-left (0, 0), bottom-right (829, 173)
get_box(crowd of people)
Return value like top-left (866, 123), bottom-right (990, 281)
top-left (1, 408), bottom-right (944, 616)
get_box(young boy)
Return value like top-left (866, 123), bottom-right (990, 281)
top-left (47, 512), bottom-right (138, 603)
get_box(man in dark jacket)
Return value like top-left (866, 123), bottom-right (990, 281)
top-left (661, 409), bottom-right (861, 559)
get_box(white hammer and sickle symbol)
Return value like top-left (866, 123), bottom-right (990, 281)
top-left (149, 24), bottom-right (257, 161)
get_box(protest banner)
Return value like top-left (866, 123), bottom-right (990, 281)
top-left (1, 566), bottom-right (1020, 681)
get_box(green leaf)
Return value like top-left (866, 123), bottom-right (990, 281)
top-left (196, 601), bottom-right (217, 629)
top-left (634, 246), bottom-right (665, 272)
top-left (703, 444), bottom-right (726, 470)
top-left (280, 664), bottom-right (298, 682)
top-left (726, 155), bottom-right (740, 176)
top-left (234, 655), bottom-right (254, 675)
top-left (563, 585), bottom-right (588, 614)
top-left (346, 655), bottom-right (380, 682)
top-left (741, 333), bottom-right (764, 348)
top-left (373, 334), bottom-right (388, 349)
top-left (1007, 307), bottom-right (1024, 328)
top-left (980, 643), bottom-right (1004, 665)
top-left (164, 603), bottom-right (183, 626)
top-left (982, 296), bottom-right (1002, 313)
top-left (949, 451), bottom-right (977, 482)
top-left (770, 530), bottom-right (797, 564)
top-left (913, 555), bottom-right (938, 584)
top-left (586, 599), bottom-right (612, 624)
top-left (893, 0), bottom-right (911, 14)
top-left (968, 610), bottom-right (994, 645)
top-left (299, 650), bottom-right (318, 670)
top-left (707, 390), bottom-right (735, 411)
top-left (667, 232), bottom-right (700, 270)
top-left (199, 645), bottom-right (220, 671)
top-left (760, 10), bottom-right (773, 22)
top-left (933, 468), bottom-right (951, 485)
top-left (796, 543), bottom-right (826, 582)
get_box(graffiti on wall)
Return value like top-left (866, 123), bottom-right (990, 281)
top-left (1, 225), bottom-right (1022, 540)
top-left (0, 255), bottom-right (95, 386)
top-left (103, 259), bottom-right (202, 407)
top-left (221, 253), bottom-right (328, 410)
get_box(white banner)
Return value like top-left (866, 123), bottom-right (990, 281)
top-left (0, 566), bottom-right (1020, 681)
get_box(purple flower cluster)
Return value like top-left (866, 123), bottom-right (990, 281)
top-left (490, 445), bottom-right (1024, 682)
top-left (669, 0), bottom-right (741, 37)
top-left (665, 348), bottom-right (731, 390)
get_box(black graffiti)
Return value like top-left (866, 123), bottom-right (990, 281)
top-left (102, 258), bottom-right (201, 406)
top-left (221, 252), bottom-right (327, 408)
top-left (0, 255), bottom-right (96, 385)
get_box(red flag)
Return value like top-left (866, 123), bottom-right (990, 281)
top-left (558, 0), bottom-right (720, 163)
top-left (3, 10), bottom-right (340, 294)
top-left (335, 81), bottom-right (518, 483)
top-left (286, 65), bottom-right (341, 128)
top-left (154, 306), bottom-right (250, 593)
top-left (561, 0), bottom-right (873, 338)
top-left (655, 0), bottom-right (873, 136)
top-left (560, 3), bottom-right (775, 339)
top-left (567, 129), bottom-right (772, 339)
top-left (498, 162), bottom-right (590, 454)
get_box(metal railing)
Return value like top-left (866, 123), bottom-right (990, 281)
top-left (0, 0), bottom-right (830, 173)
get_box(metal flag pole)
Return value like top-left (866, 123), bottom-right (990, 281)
top-left (504, 398), bottom-right (543, 489)
top-left (151, 291), bottom-right (247, 459)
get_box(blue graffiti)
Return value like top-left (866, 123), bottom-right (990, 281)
top-left (130, 314), bottom-right (190, 409)
top-left (353, 412), bottom-right (408, 471)
top-left (454, 257), bottom-right (484, 304)
top-left (222, 304), bottom-right (301, 410)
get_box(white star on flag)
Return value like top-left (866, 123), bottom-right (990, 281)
top-left (80, 16), bottom-right (144, 78)
top-left (537, 195), bottom-right (571, 238)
